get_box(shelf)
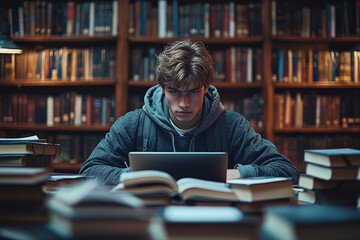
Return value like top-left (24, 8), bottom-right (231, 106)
top-left (272, 36), bottom-right (360, 43)
top-left (0, 124), bottom-right (110, 132)
top-left (0, 80), bottom-right (116, 87)
top-left (128, 36), bottom-right (263, 44)
top-left (128, 81), bottom-right (264, 89)
top-left (12, 36), bottom-right (117, 43)
top-left (274, 83), bottom-right (360, 89)
top-left (274, 127), bottom-right (360, 134)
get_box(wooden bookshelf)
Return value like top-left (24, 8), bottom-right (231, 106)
top-left (1, 0), bottom-right (360, 172)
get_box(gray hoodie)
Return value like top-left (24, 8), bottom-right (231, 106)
top-left (80, 85), bottom-right (299, 185)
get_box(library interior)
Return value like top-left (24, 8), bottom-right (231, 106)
top-left (0, 0), bottom-right (360, 239)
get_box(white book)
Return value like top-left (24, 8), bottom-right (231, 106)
top-left (89, 1), bottom-right (95, 36)
top-left (158, 0), bottom-right (167, 38)
top-left (74, 94), bottom-right (82, 126)
top-left (61, 48), bottom-right (68, 80)
top-left (18, 6), bottom-right (24, 37)
top-left (112, 0), bottom-right (118, 36)
top-left (246, 48), bottom-right (253, 83)
top-left (47, 96), bottom-right (54, 126)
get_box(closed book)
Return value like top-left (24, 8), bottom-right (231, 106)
top-left (155, 205), bottom-right (257, 240)
top-left (227, 177), bottom-right (294, 202)
top-left (304, 148), bottom-right (360, 167)
top-left (306, 163), bottom-right (360, 180)
top-left (299, 174), bottom-right (360, 190)
top-left (0, 167), bottom-right (48, 185)
top-left (298, 188), bottom-right (359, 206)
top-left (0, 141), bottom-right (61, 155)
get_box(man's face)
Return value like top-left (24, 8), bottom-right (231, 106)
top-left (162, 82), bottom-right (209, 130)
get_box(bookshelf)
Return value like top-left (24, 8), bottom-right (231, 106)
top-left (1, 0), bottom-right (360, 173)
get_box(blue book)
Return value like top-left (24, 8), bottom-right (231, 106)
top-left (277, 50), bottom-right (284, 82)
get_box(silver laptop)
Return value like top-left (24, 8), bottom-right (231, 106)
top-left (129, 152), bottom-right (228, 182)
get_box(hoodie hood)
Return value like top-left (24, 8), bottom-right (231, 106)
top-left (142, 84), bottom-right (225, 136)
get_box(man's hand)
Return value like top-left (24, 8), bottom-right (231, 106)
top-left (226, 169), bottom-right (241, 181)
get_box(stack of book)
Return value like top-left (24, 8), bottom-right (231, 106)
top-left (0, 167), bottom-right (49, 224)
top-left (298, 148), bottom-right (360, 206)
top-left (0, 135), bottom-right (61, 171)
top-left (47, 180), bottom-right (152, 239)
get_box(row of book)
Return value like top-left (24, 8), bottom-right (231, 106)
top-left (7, 0), bottom-right (118, 37)
top-left (130, 46), bottom-right (263, 83)
top-left (129, 0), bottom-right (261, 38)
top-left (128, 92), bottom-right (264, 129)
top-left (0, 93), bottom-right (115, 126)
top-left (274, 91), bottom-right (360, 129)
top-left (1, 47), bottom-right (116, 81)
top-left (222, 93), bottom-right (263, 129)
top-left (272, 0), bottom-right (360, 37)
top-left (54, 134), bottom-right (102, 164)
top-left (272, 49), bottom-right (360, 83)
top-left (275, 134), bottom-right (360, 169)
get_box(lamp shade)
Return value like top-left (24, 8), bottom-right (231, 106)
top-left (0, 37), bottom-right (22, 54)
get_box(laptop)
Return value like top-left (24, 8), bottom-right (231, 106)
top-left (128, 152), bottom-right (228, 182)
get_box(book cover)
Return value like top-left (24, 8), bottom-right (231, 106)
top-left (304, 148), bottom-right (360, 167)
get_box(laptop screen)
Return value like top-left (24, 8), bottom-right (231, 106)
top-left (128, 152), bottom-right (228, 182)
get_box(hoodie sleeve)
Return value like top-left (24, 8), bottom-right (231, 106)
top-left (226, 111), bottom-right (300, 183)
top-left (79, 110), bottom-right (141, 185)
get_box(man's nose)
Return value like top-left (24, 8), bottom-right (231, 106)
top-left (179, 93), bottom-right (190, 107)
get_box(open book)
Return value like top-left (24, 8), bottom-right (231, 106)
top-left (113, 170), bottom-right (238, 202)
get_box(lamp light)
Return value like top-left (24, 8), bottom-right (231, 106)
top-left (0, 17), bottom-right (22, 54)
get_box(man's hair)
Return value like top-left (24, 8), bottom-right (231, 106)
top-left (156, 39), bottom-right (214, 89)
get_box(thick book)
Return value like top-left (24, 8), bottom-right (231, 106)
top-left (298, 188), bottom-right (359, 206)
top-left (261, 205), bottom-right (360, 240)
top-left (152, 206), bottom-right (257, 240)
top-left (0, 141), bottom-right (61, 155)
top-left (0, 167), bottom-right (48, 185)
top-left (304, 148), bottom-right (360, 167)
top-left (227, 176), bottom-right (294, 202)
top-left (298, 174), bottom-right (360, 190)
top-left (113, 170), bottom-right (237, 202)
top-left (306, 163), bottom-right (360, 180)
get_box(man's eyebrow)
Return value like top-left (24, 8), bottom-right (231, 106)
top-left (167, 87), bottom-right (201, 91)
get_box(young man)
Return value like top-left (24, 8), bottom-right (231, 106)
top-left (80, 40), bottom-right (299, 185)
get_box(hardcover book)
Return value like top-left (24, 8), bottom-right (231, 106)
top-left (227, 176), bottom-right (294, 202)
top-left (304, 148), bottom-right (360, 167)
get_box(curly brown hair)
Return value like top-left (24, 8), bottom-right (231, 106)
top-left (156, 39), bottom-right (214, 89)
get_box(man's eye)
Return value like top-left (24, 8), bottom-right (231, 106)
top-left (189, 90), bottom-right (199, 95)
top-left (170, 90), bottom-right (179, 94)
